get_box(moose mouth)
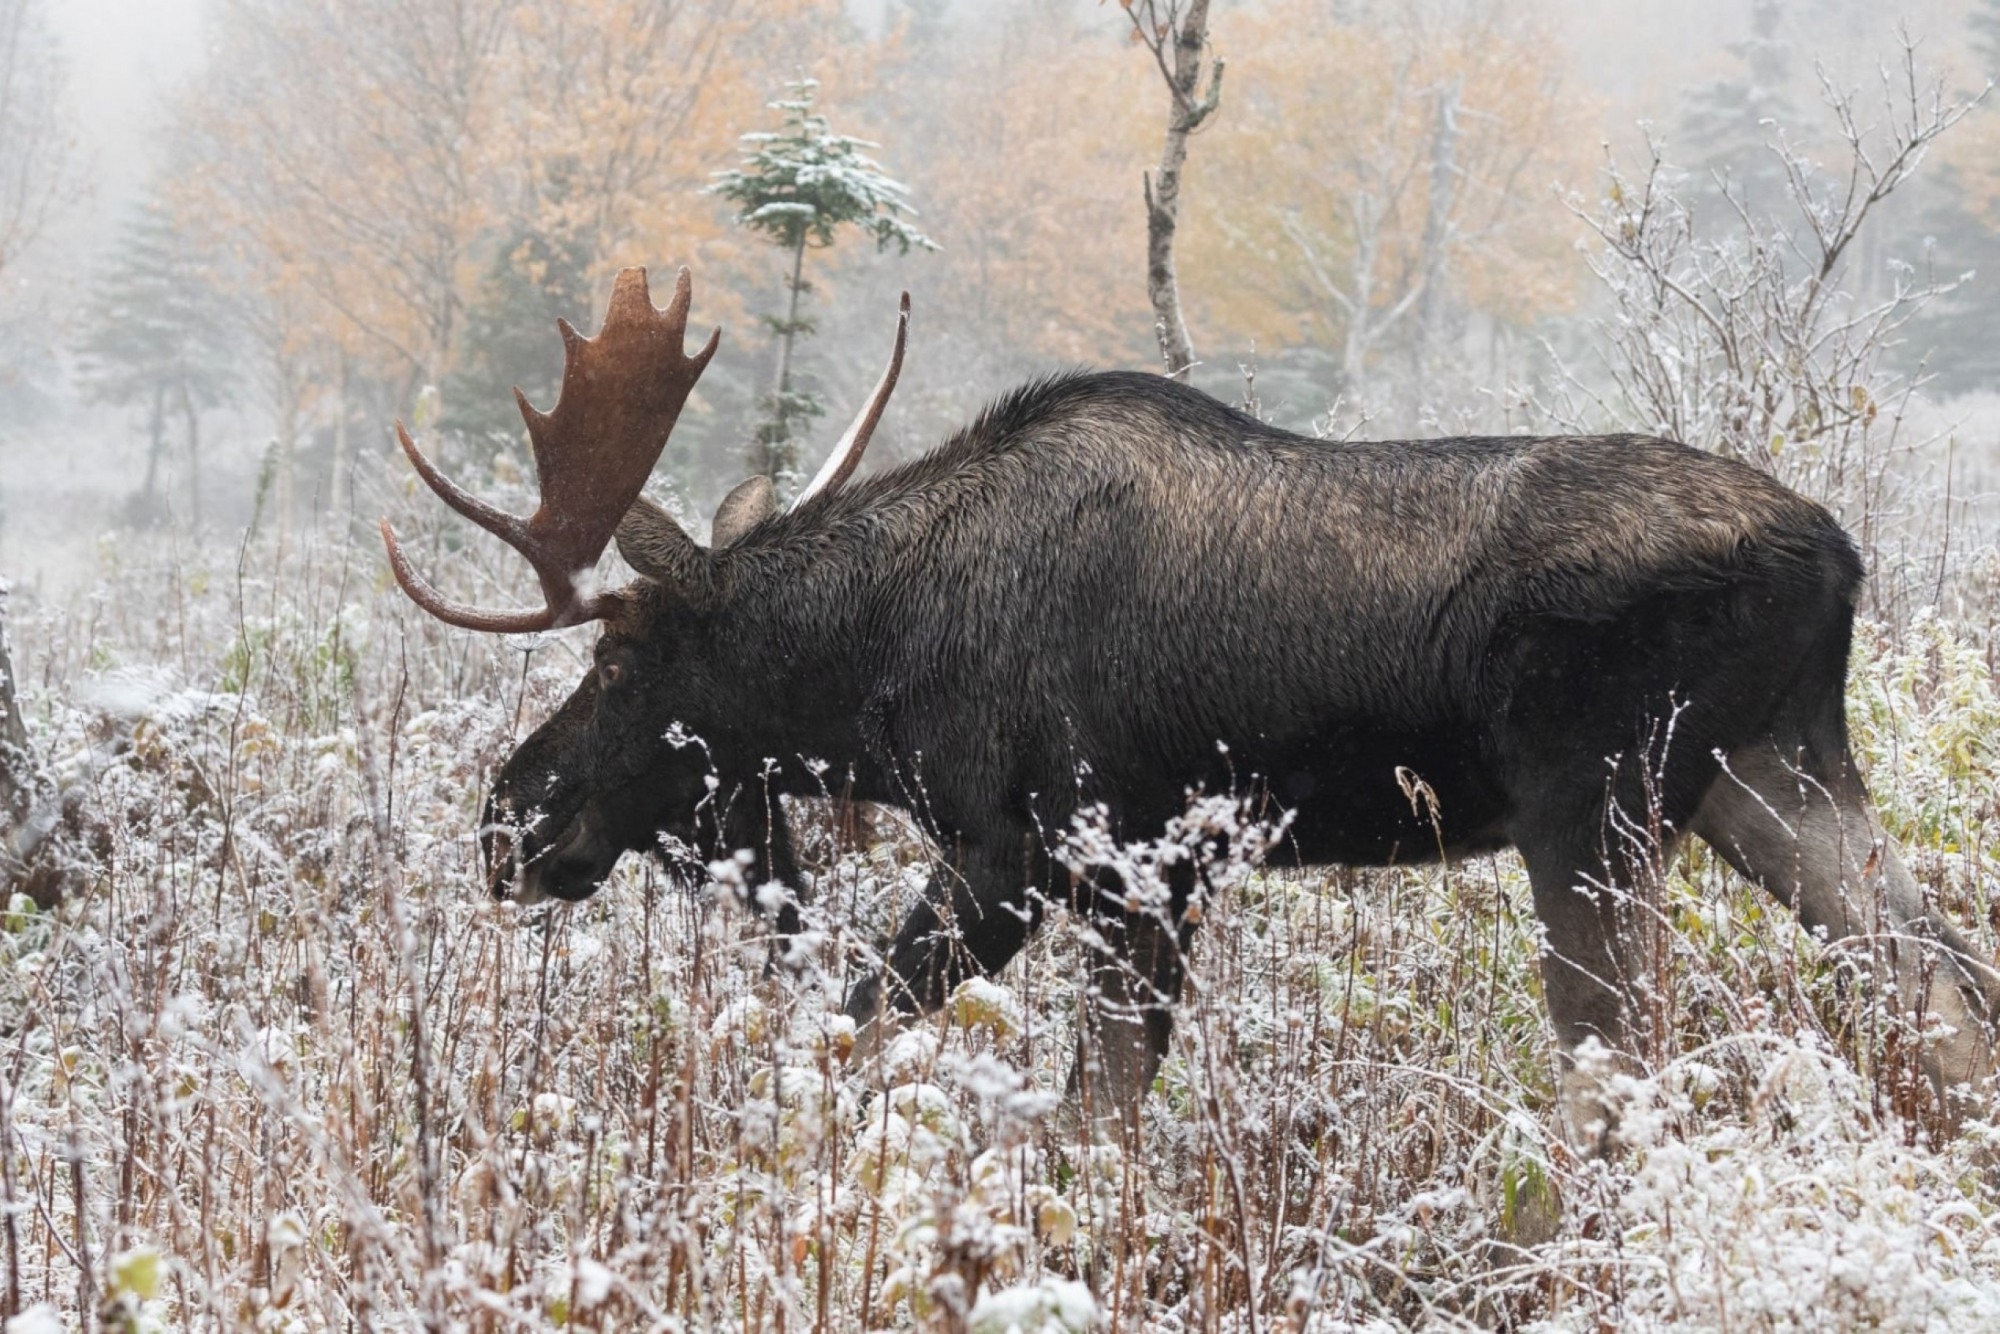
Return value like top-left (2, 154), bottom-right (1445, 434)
top-left (487, 806), bottom-right (623, 905)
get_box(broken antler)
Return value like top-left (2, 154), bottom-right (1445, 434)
top-left (790, 291), bottom-right (910, 511)
top-left (381, 267), bottom-right (719, 631)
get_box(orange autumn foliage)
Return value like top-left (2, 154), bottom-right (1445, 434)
top-left (181, 0), bottom-right (845, 407)
top-left (1183, 0), bottom-right (1592, 385)
top-left (879, 9), bottom-right (1161, 372)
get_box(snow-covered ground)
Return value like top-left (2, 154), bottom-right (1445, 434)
top-left (1, 513), bottom-right (1997, 1329)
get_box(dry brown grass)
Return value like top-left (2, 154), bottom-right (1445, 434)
top-left (1, 510), bottom-right (1998, 1331)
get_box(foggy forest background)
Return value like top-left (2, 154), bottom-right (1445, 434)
top-left (5, 0), bottom-right (2000, 586)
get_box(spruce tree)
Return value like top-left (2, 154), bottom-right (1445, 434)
top-left (1675, 0), bottom-right (1796, 220)
top-left (442, 225), bottom-right (595, 458)
top-left (711, 79), bottom-right (934, 488)
top-left (75, 193), bottom-right (237, 528)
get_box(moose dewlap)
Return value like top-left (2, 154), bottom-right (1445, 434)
top-left (383, 266), bottom-right (2000, 1144)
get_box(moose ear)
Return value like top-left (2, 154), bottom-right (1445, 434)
top-left (710, 475), bottom-right (776, 548)
top-left (615, 495), bottom-right (703, 586)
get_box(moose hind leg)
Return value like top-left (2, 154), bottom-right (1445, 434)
top-left (1515, 823), bottom-right (1662, 1153)
top-left (1693, 743), bottom-right (2000, 1124)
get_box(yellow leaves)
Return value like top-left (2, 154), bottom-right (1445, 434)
top-left (51, 1045), bottom-right (83, 1098)
top-left (1032, 1188), bottom-right (1078, 1245)
top-left (883, 11), bottom-right (1155, 368)
top-left (1183, 0), bottom-right (1593, 358)
top-left (180, 0), bottom-right (848, 407)
top-left (109, 1246), bottom-right (163, 1304)
top-left (512, 1090), bottom-right (579, 1146)
top-left (849, 1082), bottom-right (960, 1196)
top-left (1851, 383), bottom-right (1878, 426)
top-left (951, 976), bottom-right (1024, 1041)
top-left (711, 994), bottom-right (769, 1048)
top-left (236, 716), bottom-right (280, 761)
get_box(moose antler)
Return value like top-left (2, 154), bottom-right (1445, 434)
top-left (790, 291), bottom-right (910, 511)
top-left (380, 267), bottom-right (719, 631)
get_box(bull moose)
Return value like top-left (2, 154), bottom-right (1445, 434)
top-left (382, 267), bottom-right (1999, 1141)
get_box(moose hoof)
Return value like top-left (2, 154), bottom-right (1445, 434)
top-left (1557, 1039), bottom-right (1648, 1157)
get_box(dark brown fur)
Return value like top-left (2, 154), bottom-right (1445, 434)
top-left (484, 371), bottom-right (1999, 1137)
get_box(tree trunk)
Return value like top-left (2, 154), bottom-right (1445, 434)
top-left (1142, 0), bottom-right (1222, 381)
top-left (180, 381), bottom-right (203, 532)
top-left (1409, 80), bottom-right (1463, 380)
top-left (0, 581), bottom-right (26, 830)
top-left (137, 383), bottom-right (167, 521)
top-left (757, 233), bottom-right (811, 484)
top-left (1341, 194), bottom-right (1381, 391)
top-left (274, 361), bottom-right (297, 539)
top-left (330, 353), bottom-right (352, 522)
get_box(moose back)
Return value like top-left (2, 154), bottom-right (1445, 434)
top-left (383, 268), bottom-right (1999, 1139)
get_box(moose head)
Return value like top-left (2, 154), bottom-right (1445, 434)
top-left (382, 267), bottom-right (907, 905)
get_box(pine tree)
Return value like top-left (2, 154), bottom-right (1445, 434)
top-left (710, 79), bottom-right (934, 488)
top-left (442, 225), bottom-right (595, 458)
top-left (1675, 0), bottom-right (1797, 219)
top-left (75, 193), bottom-right (238, 529)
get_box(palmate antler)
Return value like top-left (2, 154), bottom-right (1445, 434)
top-left (384, 268), bottom-right (911, 630)
top-left (380, 267), bottom-right (719, 631)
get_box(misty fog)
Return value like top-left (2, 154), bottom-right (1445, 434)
top-left (3, 0), bottom-right (1993, 604)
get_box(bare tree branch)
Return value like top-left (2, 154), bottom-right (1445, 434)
top-left (1544, 32), bottom-right (1983, 612)
top-left (1125, 0), bottom-right (1224, 380)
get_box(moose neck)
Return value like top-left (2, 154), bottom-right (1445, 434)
top-left (697, 534), bottom-right (892, 800)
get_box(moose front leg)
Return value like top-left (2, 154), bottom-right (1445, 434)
top-left (715, 779), bottom-right (805, 942)
top-left (1066, 860), bottom-right (1200, 1139)
top-left (841, 845), bottom-right (1200, 1135)
top-left (842, 842), bottom-right (1037, 1032)
top-left (1512, 806), bottom-right (1671, 1154)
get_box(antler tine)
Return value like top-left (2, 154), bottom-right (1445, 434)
top-left (394, 421), bottom-right (529, 545)
top-left (792, 291), bottom-right (910, 511)
top-left (514, 266), bottom-right (718, 582)
top-left (381, 265), bottom-right (719, 632)
top-left (658, 261), bottom-right (698, 329)
top-left (379, 519), bottom-right (558, 633)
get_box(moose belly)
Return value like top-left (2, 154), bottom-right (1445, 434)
top-left (1109, 719), bottom-right (1512, 868)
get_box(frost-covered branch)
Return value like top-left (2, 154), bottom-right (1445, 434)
top-left (1551, 32), bottom-right (1980, 567)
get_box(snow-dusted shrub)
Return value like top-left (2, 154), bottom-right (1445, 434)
top-left (0, 470), bottom-right (1996, 1329)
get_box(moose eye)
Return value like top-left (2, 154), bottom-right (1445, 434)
top-left (598, 659), bottom-right (626, 691)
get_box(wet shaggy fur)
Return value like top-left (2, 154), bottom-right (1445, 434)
top-left (487, 370), bottom-right (1996, 1131)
